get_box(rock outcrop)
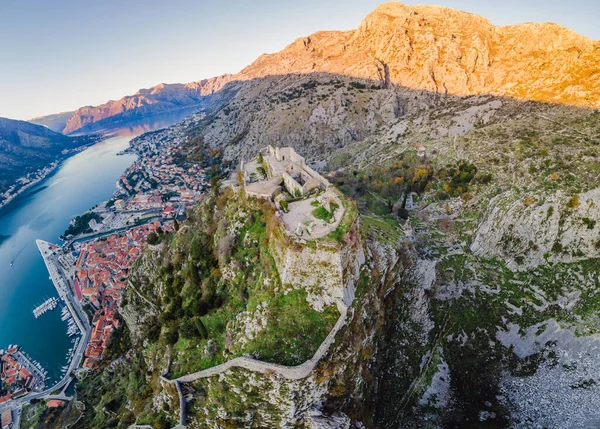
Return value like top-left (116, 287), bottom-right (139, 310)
top-left (472, 188), bottom-right (600, 269)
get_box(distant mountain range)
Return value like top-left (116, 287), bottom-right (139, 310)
top-left (235, 2), bottom-right (599, 107)
top-left (0, 117), bottom-right (92, 190)
top-left (21, 3), bottom-right (600, 428)
top-left (31, 2), bottom-right (599, 137)
top-left (31, 75), bottom-right (233, 135)
top-left (29, 111), bottom-right (74, 133)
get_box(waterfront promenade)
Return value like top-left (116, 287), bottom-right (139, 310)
top-left (36, 240), bottom-right (90, 382)
top-left (0, 241), bottom-right (91, 415)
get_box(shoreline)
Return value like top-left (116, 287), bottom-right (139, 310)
top-left (0, 116), bottom-right (202, 414)
top-left (0, 162), bottom-right (60, 211)
top-left (0, 135), bottom-right (106, 210)
top-left (0, 141), bottom-right (98, 212)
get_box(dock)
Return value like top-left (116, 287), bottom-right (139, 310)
top-left (33, 297), bottom-right (59, 318)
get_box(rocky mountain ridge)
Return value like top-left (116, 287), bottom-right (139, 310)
top-left (28, 3), bottom-right (600, 429)
top-left (237, 2), bottom-right (599, 108)
top-left (28, 111), bottom-right (74, 133)
top-left (33, 2), bottom-right (598, 135)
top-left (31, 74), bottom-right (234, 135)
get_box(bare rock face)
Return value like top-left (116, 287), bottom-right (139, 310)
top-left (238, 2), bottom-right (600, 107)
top-left (471, 188), bottom-right (600, 269)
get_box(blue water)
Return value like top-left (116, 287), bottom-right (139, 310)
top-left (0, 135), bottom-right (136, 383)
top-left (0, 110), bottom-right (195, 385)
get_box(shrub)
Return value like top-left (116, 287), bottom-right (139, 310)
top-left (312, 206), bottom-right (332, 221)
top-left (349, 81), bottom-right (367, 89)
top-left (164, 325), bottom-right (179, 346)
top-left (582, 217), bottom-right (596, 230)
top-left (147, 232), bottom-right (159, 245)
top-left (523, 196), bottom-right (535, 206)
top-left (566, 195), bottom-right (580, 209)
top-left (477, 172), bottom-right (493, 184)
top-left (180, 318), bottom-right (201, 339)
top-left (195, 318), bottom-right (208, 339)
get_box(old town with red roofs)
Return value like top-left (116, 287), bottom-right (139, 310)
top-left (74, 221), bottom-right (173, 368)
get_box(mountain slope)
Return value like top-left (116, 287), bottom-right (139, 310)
top-left (0, 117), bottom-right (91, 189)
top-left (237, 2), bottom-right (599, 107)
top-left (29, 111), bottom-right (74, 133)
top-left (35, 2), bottom-right (598, 136)
top-left (55, 75), bottom-right (233, 135)
top-left (39, 3), bottom-right (600, 428)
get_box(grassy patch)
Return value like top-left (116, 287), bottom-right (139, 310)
top-left (243, 289), bottom-right (338, 365)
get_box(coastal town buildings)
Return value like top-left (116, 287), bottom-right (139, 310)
top-left (1, 408), bottom-right (12, 429)
top-left (83, 309), bottom-right (120, 368)
top-left (116, 122), bottom-right (208, 215)
top-left (74, 221), bottom-right (173, 367)
top-left (0, 346), bottom-right (43, 403)
top-left (70, 118), bottom-right (207, 368)
top-left (0, 113), bottom-right (211, 409)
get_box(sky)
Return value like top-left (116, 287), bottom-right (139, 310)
top-left (0, 0), bottom-right (597, 120)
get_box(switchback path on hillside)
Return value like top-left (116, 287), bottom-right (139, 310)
top-left (162, 298), bottom-right (352, 427)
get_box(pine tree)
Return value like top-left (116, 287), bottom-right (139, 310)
top-left (195, 317), bottom-right (208, 339)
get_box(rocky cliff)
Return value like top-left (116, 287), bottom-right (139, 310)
top-left (46, 3), bottom-right (600, 429)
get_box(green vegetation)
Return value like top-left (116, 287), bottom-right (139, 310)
top-left (583, 217), bottom-right (597, 229)
top-left (61, 211), bottom-right (102, 238)
top-left (312, 202), bottom-right (338, 222)
top-left (126, 188), bottom-right (338, 381)
top-left (567, 195), bottom-right (581, 209)
top-left (21, 400), bottom-right (81, 429)
top-left (330, 151), bottom-right (439, 218)
top-left (279, 200), bottom-right (289, 213)
top-left (242, 289), bottom-right (338, 365)
top-left (436, 160), bottom-right (478, 199)
top-left (71, 320), bottom-right (174, 429)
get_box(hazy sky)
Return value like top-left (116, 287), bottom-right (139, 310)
top-left (1, 0), bottom-right (597, 120)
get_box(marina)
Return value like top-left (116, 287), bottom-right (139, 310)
top-left (61, 306), bottom-right (80, 337)
top-left (32, 297), bottom-right (59, 318)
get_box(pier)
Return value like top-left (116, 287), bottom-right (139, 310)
top-left (0, 240), bottom-right (96, 414)
top-left (32, 297), bottom-right (59, 318)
